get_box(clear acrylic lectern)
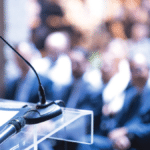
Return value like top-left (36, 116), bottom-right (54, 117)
top-left (0, 100), bottom-right (93, 150)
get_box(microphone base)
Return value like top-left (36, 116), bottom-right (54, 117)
top-left (24, 102), bottom-right (62, 124)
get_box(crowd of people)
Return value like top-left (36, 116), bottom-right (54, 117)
top-left (3, 0), bottom-right (150, 150)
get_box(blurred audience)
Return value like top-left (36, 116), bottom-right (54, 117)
top-left (77, 52), bottom-right (150, 150)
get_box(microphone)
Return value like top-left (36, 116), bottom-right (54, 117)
top-left (0, 37), bottom-right (63, 144)
top-left (0, 101), bottom-right (62, 144)
top-left (0, 117), bottom-right (26, 144)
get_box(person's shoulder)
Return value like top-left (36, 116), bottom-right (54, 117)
top-left (38, 74), bottom-right (53, 84)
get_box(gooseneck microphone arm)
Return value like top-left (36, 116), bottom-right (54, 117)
top-left (0, 36), bottom-right (46, 104)
top-left (0, 36), bottom-right (63, 144)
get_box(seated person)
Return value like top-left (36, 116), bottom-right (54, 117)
top-left (54, 48), bottom-right (102, 150)
top-left (33, 31), bottom-right (72, 86)
top-left (94, 49), bottom-right (130, 130)
top-left (4, 42), bottom-right (54, 103)
top-left (111, 53), bottom-right (150, 150)
top-left (78, 53), bottom-right (150, 150)
top-left (56, 48), bottom-right (101, 112)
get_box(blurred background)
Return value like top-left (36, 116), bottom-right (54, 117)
top-left (1, 0), bottom-right (149, 91)
top-left (1, 0), bottom-right (150, 150)
top-left (1, 0), bottom-right (150, 92)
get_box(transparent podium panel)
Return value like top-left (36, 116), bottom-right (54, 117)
top-left (0, 127), bottom-right (35, 150)
top-left (0, 100), bottom-right (93, 150)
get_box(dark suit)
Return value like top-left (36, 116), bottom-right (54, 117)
top-left (124, 84), bottom-right (150, 150)
top-left (5, 74), bottom-right (53, 103)
top-left (54, 77), bottom-right (102, 150)
top-left (56, 77), bottom-right (102, 113)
